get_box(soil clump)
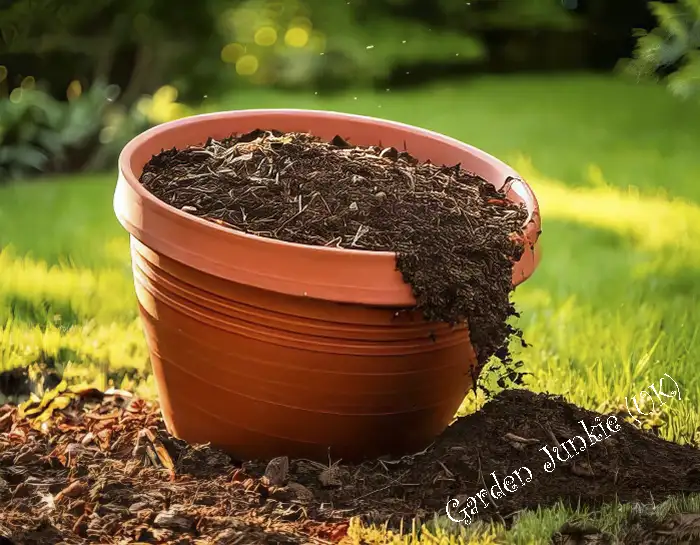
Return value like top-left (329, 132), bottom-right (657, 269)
top-left (139, 130), bottom-right (529, 375)
top-left (2, 388), bottom-right (700, 544)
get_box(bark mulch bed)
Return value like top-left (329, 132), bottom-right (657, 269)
top-left (2, 387), bottom-right (700, 544)
top-left (140, 130), bottom-right (530, 383)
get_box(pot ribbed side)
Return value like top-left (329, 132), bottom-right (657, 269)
top-left (131, 238), bottom-right (476, 461)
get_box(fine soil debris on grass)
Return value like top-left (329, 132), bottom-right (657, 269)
top-left (3, 388), bottom-right (700, 544)
top-left (139, 130), bottom-right (530, 381)
top-left (553, 511), bottom-right (700, 544)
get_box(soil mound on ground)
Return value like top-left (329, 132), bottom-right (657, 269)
top-left (244, 388), bottom-right (700, 528)
top-left (140, 129), bottom-right (528, 370)
top-left (2, 388), bottom-right (700, 544)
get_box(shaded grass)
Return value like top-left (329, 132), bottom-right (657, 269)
top-left (2, 74), bottom-right (700, 542)
top-left (0, 173), bottom-right (129, 268)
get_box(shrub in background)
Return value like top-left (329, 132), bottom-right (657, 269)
top-left (0, 0), bottom-right (578, 180)
top-left (0, 80), bottom-right (190, 181)
top-left (0, 0), bottom-right (226, 105)
top-left (1, 0), bottom-right (576, 99)
top-left (216, 0), bottom-right (577, 89)
top-left (623, 0), bottom-right (700, 100)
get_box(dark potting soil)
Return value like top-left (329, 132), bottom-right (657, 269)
top-left (247, 388), bottom-right (700, 528)
top-left (139, 130), bottom-right (530, 377)
top-left (4, 388), bottom-right (699, 544)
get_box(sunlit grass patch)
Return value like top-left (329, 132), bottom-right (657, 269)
top-left (0, 248), bottom-right (136, 327)
top-left (0, 318), bottom-right (148, 373)
top-left (517, 156), bottom-right (700, 260)
top-left (0, 319), bottom-right (153, 399)
top-left (343, 517), bottom-right (501, 545)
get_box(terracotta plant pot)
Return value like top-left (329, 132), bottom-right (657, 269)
top-left (114, 110), bottom-right (541, 462)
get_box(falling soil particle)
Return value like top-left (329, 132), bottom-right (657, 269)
top-left (2, 388), bottom-right (700, 544)
top-left (140, 130), bottom-right (530, 380)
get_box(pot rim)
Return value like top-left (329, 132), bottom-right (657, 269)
top-left (118, 109), bottom-right (540, 259)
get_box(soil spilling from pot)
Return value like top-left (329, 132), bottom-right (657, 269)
top-left (3, 388), bottom-right (700, 544)
top-left (139, 130), bottom-right (530, 379)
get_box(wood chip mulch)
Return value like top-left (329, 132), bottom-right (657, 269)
top-left (0, 388), bottom-right (348, 544)
top-left (3, 386), bottom-right (700, 544)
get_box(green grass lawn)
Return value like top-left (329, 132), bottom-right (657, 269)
top-left (2, 73), bottom-right (700, 543)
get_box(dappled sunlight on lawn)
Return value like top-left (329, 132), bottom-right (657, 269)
top-left (0, 319), bottom-right (154, 398)
top-left (511, 213), bottom-right (699, 424)
top-left (516, 155), bottom-right (700, 261)
top-left (0, 248), bottom-right (136, 326)
top-left (102, 236), bottom-right (132, 267)
top-left (348, 515), bottom-right (503, 545)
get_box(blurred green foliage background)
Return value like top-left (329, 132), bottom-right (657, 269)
top-left (1, 0), bottom-right (578, 98)
top-left (5, 0), bottom-right (696, 181)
